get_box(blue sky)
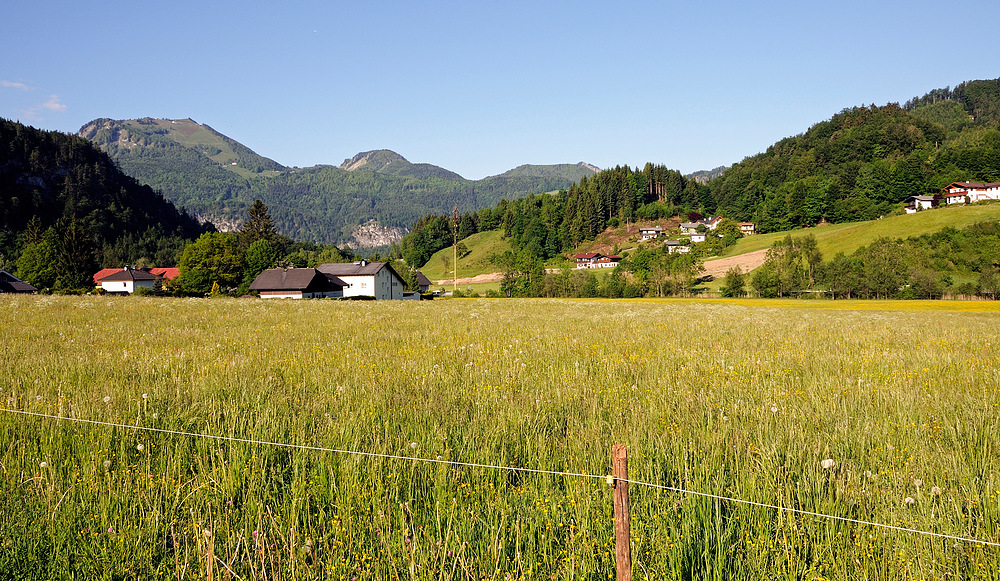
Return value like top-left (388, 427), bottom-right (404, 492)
top-left (2, 1), bottom-right (998, 180)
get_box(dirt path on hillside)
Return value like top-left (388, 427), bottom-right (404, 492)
top-left (702, 249), bottom-right (769, 279)
top-left (435, 273), bottom-right (504, 285)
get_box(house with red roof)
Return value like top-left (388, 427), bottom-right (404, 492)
top-left (941, 182), bottom-right (1000, 205)
top-left (96, 267), bottom-right (160, 294)
top-left (573, 253), bottom-right (621, 269)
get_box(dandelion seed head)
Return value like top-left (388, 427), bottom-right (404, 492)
top-left (913, 478), bottom-right (923, 487)
top-left (103, 396), bottom-right (111, 403)
top-left (770, 406), bottom-right (779, 413)
top-left (103, 460), bottom-right (111, 468)
top-left (931, 486), bottom-right (943, 496)
top-left (409, 442), bottom-right (418, 449)
top-left (136, 444), bottom-right (144, 452)
top-left (904, 496), bottom-right (916, 505)
top-left (821, 458), bottom-right (836, 470)
top-left (39, 461), bottom-right (47, 468)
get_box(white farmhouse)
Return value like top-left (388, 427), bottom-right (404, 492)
top-left (97, 267), bottom-right (159, 294)
top-left (317, 261), bottom-right (405, 300)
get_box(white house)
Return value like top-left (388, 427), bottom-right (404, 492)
top-left (638, 226), bottom-right (663, 241)
top-left (690, 232), bottom-right (707, 243)
top-left (97, 267), bottom-right (160, 294)
top-left (665, 240), bottom-right (690, 254)
top-left (679, 222), bottom-right (700, 234)
top-left (942, 182), bottom-right (1000, 205)
top-left (738, 222), bottom-right (756, 236)
top-left (317, 261), bottom-right (405, 300)
top-left (573, 253), bottom-right (621, 269)
top-left (700, 216), bottom-right (723, 230)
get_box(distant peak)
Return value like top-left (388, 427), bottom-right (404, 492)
top-left (577, 162), bottom-right (601, 173)
top-left (340, 149), bottom-right (407, 171)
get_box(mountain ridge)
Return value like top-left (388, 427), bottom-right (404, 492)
top-left (80, 118), bottom-right (599, 247)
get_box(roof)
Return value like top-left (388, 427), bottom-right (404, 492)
top-left (99, 267), bottom-right (159, 282)
top-left (679, 222), bottom-right (700, 229)
top-left (93, 268), bottom-right (122, 284)
top-left (602, 255), bottom-right (621, 261)
top-left (738, 222), bottom-right (755, 226)
top-left (943, 181), bottom-right (1000, 191)
top-left (639, 226), bottom-right (662, 231)
top-left (0, 270), bottom-right (36, 293)
top-left (149, 267), bottom-right (180, 280)
top-left (317, 261), bottom-right (403, 282)
top-left (415, 271), bottom-right (432, 286)
top-left (574, 253), bottom-right (600, 259)
top-left (249, 268), bottom-right (345, 292)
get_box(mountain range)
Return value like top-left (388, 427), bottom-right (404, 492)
top-left (78, 118), bottom-right (598, 247)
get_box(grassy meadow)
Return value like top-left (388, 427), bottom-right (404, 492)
top-left (2, 295), bottom-right (1000, 580)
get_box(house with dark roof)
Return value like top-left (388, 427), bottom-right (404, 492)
top-left (97, 267), bottom-right (160, 294)
top-left (316, 261), bottom-right (405, 300)
top-left (0, 270), bottom-right (36, 294)
top-left (249, 268), bottom-right (345, 299)
top-left (638, 226), bottom-right (663, 241)
top-left (415, 271), bottom-right (432, 293)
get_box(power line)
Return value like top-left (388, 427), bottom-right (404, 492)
top-left (3, 407), bottom-right (998, 548)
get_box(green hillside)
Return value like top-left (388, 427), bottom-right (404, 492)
top-left (722, 203), bottom-right (1000, 261)
top-left (418, 230), bottom-right (512, 282)
top-left (79, 118), bottom-right (597, 247)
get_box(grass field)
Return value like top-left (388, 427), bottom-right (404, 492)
top-left (720, 203), bottom-right (1000, 261)
top-left (3, 295), bottom-right (1000, 579)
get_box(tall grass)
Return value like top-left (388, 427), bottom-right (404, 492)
top-left (2, 296), bottom-right (999, 579)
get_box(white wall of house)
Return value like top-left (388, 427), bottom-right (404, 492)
top-left (339, 269), bottom-right (402, 299)
top-left (100, 279), bottom-right (155, 294)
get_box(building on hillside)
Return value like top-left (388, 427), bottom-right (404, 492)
top-left (905, 195), bottom-right (939, 214)
top-left (738, 222), bottom-right (756, 236)
top-left (700, 216), bottom-right (723, 230)
top-left (664, 240), bottom-right (690, 254)
top-left (97, 267), bottom-right (160, 294)
top-left (316, 261), bottom-right (405, 300)
top-left (249, 268), bottom-right (344, 299)
top-left (941, 182), bottom-right (1000, 205)
top-left (573, 253), bottom-right (621, 269)
top-left (0, 269), bottom-right (36, 293)
top-left (638, 226), bottom-right (663, 241)
top-left (679, 222), bottom-right (700, 234)
top-left (689, 232), bottom-right (707, 243)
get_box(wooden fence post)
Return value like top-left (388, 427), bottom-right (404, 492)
top-left (613, 444), bottom-right (631, 581)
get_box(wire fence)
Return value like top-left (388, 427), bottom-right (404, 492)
top-left (3, 407), bottom-right (998, 548)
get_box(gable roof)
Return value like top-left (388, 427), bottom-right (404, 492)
top-left (317, 261), bottom-right (403, 282)
top-left (249, 268), bottom-right (345, 292)
top-left (99, 267), bottom-right (159, 282)
top-left (0, 269), bottom-right (36, 293)
top-left (149, 267), bottom-right (180, 280)
top-left (574, 253), bottom-right (601, 259)
top-left (415, 271), bottom-right (432, 286)
top-left (93, 268), bottom-right (122, 284)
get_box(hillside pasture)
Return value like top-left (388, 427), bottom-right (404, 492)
top-left (2, 296), bottom-right (1000, 579)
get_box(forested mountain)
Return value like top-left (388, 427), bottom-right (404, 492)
top-left (0, 118), bottom-right (208, 288)
top-left (399, 78), bottom-right (1000, 272)
top-left (707, 78), bottom-right (1000, 231)
top-left (80, 118), bottom-right (598, 247)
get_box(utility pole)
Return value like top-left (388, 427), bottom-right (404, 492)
top-left (452, 205), bottom-right (459, 295)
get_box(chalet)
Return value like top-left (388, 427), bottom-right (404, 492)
top-left (739, 222), bottom-right (756, 236)
top-left (664, 240), bottom-right (690, 254)
top-left (941, 182), bottom-right (1000, 205)
top-left (316, 261), bottom-right (405, 300)
top-left (97, 267), bottom-right (160, 294)
top-left (0, 270), bottom-right (36, 294)
top-left (573, 253), bottom-right (621, 269)
top-left (905, 195), bottom-right (939, 214)
top-left (638, 226), bottom-right (663, 241)
top-left (249, 268), bottom-right (344, 299)
top-left (679, 222), bottom-right (700, 234)
top-left (700, 216), bottom-right (723, 230)
top-left (690, 232), bottom-right (707, 243)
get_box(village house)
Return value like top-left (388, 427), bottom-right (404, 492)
top-left (941, 182), bottom-right (1000, 205)
top-left (679, 222), bottom-right (700, 234)
top-left (905, 195), bottom-right (940, 214)
top-left (573, 253), bottom-right (621, 269)
top-left (738, 222), bottom-right (756, 236)
top-left (96, 267), bottom-right (160, 294)
top-left (689, 232), bottom-right (707, 243)
top-left (638, 226), bottom-right (664, 241)
top-left (700, 216), bottom-right (723, 230)
top-left (664, 240), bottom-right (690, 254)
top-left (0, 269), bottom-right (36, 293)
top-left (316, 260), bottom-right (405, 300)
top-left (249, 267), bottom-right (344, 299)
top-left (415, 271), bottom-right (432, 293)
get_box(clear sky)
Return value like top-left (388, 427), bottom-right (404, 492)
top-left (2, 1), bottom-right (998, 180)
